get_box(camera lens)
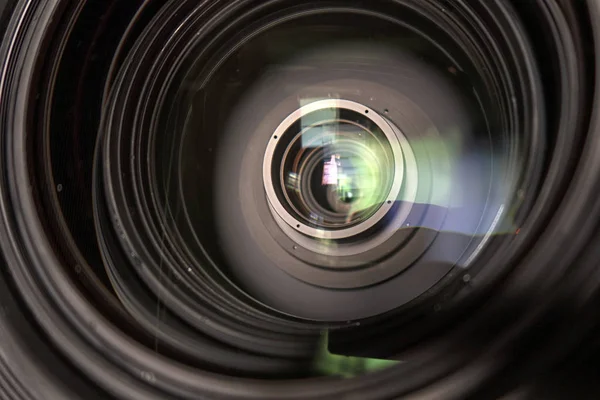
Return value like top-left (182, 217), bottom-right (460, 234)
top-left (1, 1), bottom-right (600, 399)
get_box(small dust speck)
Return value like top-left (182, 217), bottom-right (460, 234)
top-left (141, 371), bottom-right (155, 382)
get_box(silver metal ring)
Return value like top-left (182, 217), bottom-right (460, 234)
top-left (263, 99), bottom-right (404, 240)
top-left (269, 116), bottom-right (419, 257)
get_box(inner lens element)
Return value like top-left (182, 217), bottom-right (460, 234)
top-left (263, 100), bottom-right (403, 240)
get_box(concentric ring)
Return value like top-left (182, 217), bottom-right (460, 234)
top-left (263, 99), bottom-right (404, 240)
top-left (0, 1), bottom-right (598, 399)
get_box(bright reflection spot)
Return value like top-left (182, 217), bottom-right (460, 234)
top-left (322, 155), bottom-right (339, 185)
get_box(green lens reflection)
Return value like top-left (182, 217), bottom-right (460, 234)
top-left (319, 138), bottom-right (391, 223)
top-left (313, 331), bottom-right (400, 377)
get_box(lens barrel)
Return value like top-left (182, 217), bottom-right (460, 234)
top-left (0, 1), bottom-right (599, 399)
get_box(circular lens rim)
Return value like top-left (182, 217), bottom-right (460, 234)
top-left (263, 99), bottom-right (404, 240)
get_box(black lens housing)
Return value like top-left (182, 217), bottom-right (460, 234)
top-left (0, 1), bottom-right (599, 399)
